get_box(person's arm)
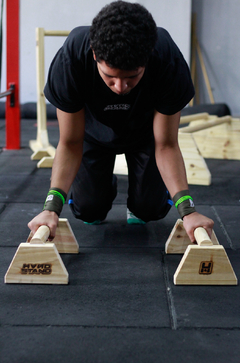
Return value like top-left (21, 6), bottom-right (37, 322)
top-left (153, 110), bottom-right (214, 242)
top-left (28, 108), bottom-right (85, 239)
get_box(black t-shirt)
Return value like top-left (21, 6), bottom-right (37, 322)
top-left (44, 26), bottom-right (194, 150)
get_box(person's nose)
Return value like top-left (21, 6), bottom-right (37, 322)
top-left (114, 78), bottom-right (128, 93)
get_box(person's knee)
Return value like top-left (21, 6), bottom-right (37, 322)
top-left (70, 196), bottom-right (110, 221)
top-left (70, 174), bottom-right (117, 221)
top-left (128, 198), bottom-right (172, 222)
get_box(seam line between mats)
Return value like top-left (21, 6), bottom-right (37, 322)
top-left (211, 205), bottom-right (235, 250)
top-left (2, 324), bottom-right (239, 331)
top-left (161, 252), bottom-right (178, 330)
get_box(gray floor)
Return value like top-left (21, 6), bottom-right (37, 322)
top-left (0, 117), bottom-right (240, 363)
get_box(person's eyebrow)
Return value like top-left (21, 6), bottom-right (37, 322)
top-left (101, 70), bottom-right (143, 78)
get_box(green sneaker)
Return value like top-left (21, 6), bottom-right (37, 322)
top-left (127, 208), bottom-right (146, 225)
top-left (84, 220), bottom-right (102, 225)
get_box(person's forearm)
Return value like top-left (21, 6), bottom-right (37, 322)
top-left (153, 110), bottom-right (214, 242)
top-left (28, 108), bottom-right (85, 237)
top-left (28, 143), bottom-right (82, 239)
top-left (155, 143), bottom-right (189, 199)
top-left (49, 108), bottom-right (85, 195)
top-left (50, 140), bottom-right (83, 194)
top-left (153, 110), bottom-right (189, 198)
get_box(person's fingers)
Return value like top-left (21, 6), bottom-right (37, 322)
top-left (202, 225), bottom-right (213, 239)
top-left (27, 221), bottom-right (41, 235)
top-left (47, 223), bottom-right (57, 240)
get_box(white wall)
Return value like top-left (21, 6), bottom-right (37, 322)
top-left (1, 0), bottom-right (192, 104)
top-left (192, 0), bottom-right (240, 115)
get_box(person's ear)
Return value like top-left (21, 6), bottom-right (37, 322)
top-left (92, 48), bottom-right (97, 61)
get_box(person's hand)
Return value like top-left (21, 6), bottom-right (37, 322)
top-left (28, 210), bottom-right (59, 241)
top-left (183, 211), bottom-right (214, 243)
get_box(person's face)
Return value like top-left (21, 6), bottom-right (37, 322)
top-left (93, 54), bottom-right (145, 96)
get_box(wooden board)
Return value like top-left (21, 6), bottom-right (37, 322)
top-left (113, 141), bottom-right (211, 187)
top-left (178, 133), bottom-right (211, 185)
top-left (190, 117), bottom-right (240, 160)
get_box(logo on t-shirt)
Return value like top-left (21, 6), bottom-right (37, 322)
top-left (104, 104), bottom-right (130, 111)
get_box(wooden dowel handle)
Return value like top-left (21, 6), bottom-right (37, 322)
top-left (194, 227), bottom-right (213, 246)
top-left (30, 225), bottom-right (50, 244)
top-left (180, 112), bottom-right (209, 125)
top-left (179, 116), bottom-right (231, 134)
top-left (44, 30), bottom-right (70, 37)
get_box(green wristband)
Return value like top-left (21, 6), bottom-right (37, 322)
top-left (175, 195), bottom-right (193, 208)
top-left (173, 190), bottom-right (196, 219)
top-left (43, 188), bottom-right (67, 216)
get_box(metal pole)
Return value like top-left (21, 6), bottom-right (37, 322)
top-left (5, 0), bottom-right (20, 149)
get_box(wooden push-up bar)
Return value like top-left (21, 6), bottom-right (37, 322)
top-left (165, 219), bottom-right (237, 285)
top-left (29, 28), bottom-right (70, 164)
top-left (5, 218), bottom-right (79, 284)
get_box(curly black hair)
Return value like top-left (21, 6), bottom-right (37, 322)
top-left (90, 1), bottom-right (157, 70)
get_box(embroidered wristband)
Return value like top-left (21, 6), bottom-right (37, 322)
top-left (172, 189), bottom-right (196, 219)
top-left (43, 188), bottom-right (67, 216)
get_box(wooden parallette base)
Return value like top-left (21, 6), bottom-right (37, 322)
top-left (4, 242), bottom-right (69, 284)
top-left (165, 219), bottom-right (238, 285)
top-left (4, 219), bottom-right (79, 284)
top-left (36, 156), bottom-right (54, 168)
top-left (27, 218), bottom-right (79, 254)
top-left (29, 139), bottom-right (55, 168)
top-left (29, 139), bottom-right (55, 164)
top-left (165, 219), bottom-right (219, 254)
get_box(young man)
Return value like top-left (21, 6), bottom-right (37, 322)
top-left (28, 1), bottom-right (214, 241)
